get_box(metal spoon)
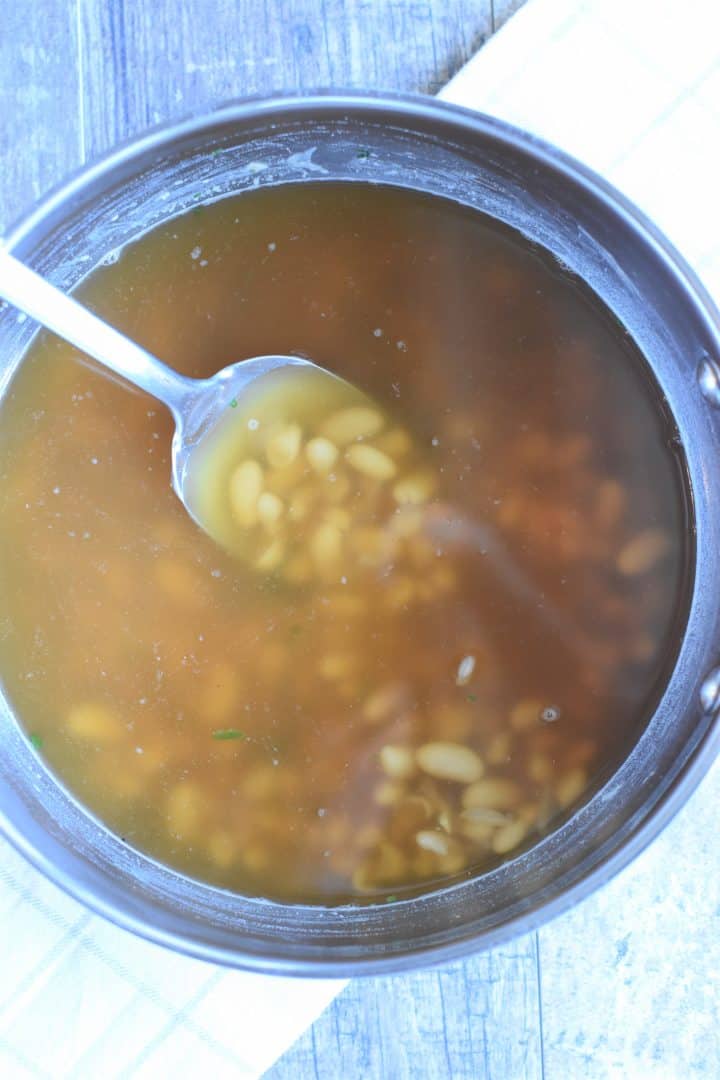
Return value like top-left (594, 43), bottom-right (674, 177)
top-left (0, 251), bottom-right (597, 664)
top-left (0, 249), bottom-right (350, 538)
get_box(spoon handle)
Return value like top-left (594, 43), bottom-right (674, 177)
top-left (0, 250), bottom-right (194, 417)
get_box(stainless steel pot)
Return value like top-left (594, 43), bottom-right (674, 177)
top-left (1, 92), bottom-right (719, 976)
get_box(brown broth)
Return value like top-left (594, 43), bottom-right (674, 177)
top-left (0, 182), bottom-right (688, 903)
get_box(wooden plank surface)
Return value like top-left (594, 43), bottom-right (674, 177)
top-left (0, 2), bottom-right (82, 231)
top-left (269, 939), bottom-right (542, 1080)
top-left (537, 759), bottom-right (720, 1080)
top-left (15, 4), bottom-right (719, 1080)
top-left (78, 0), bottom-right (497, 159)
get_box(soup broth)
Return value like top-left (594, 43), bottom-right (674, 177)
top-left (0, 183), bottom-right (687, 903)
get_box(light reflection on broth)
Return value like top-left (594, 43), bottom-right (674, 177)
top-left (0, 183), bottom-right (687, 903)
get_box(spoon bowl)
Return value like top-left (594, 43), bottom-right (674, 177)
top-left (168, 353), bottom-right (321, 526)
top-left (0, 249), bottom-right (425, 573)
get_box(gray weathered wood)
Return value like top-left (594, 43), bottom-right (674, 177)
top-left (268, 937), bottom-right (542, 1080)
top-left (0, 1), bottom-right (82, 231)
top-left (78, 0), bottom-right (494, 158)
top-left (537, 760), bottom-right (720, 1080)
top-left (493, 0), bottom-right (527, 30)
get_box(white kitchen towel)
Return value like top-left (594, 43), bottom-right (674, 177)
top-left (440, 0), bottom-right (720, 300)
top-left (3, 1), bottom-right (720, 1078)
top-left (0, 837), bottom-right (343, 1078)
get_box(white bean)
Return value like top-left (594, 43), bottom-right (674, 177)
top-left (320, 406), bottom-right (384, 445)
top-left (305, 436), bottom-right (339, 473)
top-left (416, 741), bottom-right (484, 783)
top-left (266, 424), bottom-right (302, 469)
top-left (379, 745), bottom-right (416, 780)
top-left (257, 491), bottom-right (284, 528)
top-left (66, 702), bottom-right (121, 742)
top-left (229, 459), bottom-right (263, 527)
top-left (491, 820), bottom-right (527, 855)
top-left (462, 777), bottom-right (522, 811)
top-left (310, 522), bottom-right (342, 568)
top-left (392, 470), bottom-right (436, 505)
top-left (617, 528), bottom-right (670, 576)
top-left (254, 538), bottom-right (285, 571)
top-left (363, 682), bottom-right (408, 722)
top-left (415, 830), bottom-right (450, 856)
top-left (555, 767), bottom-right (587, 808)
top-left (345, 443), bottom-right (397, 480)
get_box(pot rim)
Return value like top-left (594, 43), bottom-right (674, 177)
top-left (1, 89), bottom-right (719, 976)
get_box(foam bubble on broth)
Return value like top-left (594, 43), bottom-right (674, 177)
top-left (0, 181), bottom-right (687, 904)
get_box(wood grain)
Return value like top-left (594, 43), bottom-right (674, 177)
top-left (538, 761), bottom-right (720, 1080)
top-left (268, 937), bottom-right (542, 1080)
top-left (77, 0), bottom-right (494, 157)
top-left (493, 0), bottom-right (528, 31)
top-left (0, 1), bottom-right (82, 231)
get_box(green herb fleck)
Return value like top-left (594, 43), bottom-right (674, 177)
top-left (356, 148), bottom-right (371, 160)
top-left (212, 728), bottom-right (246, 741)
top-left (210, 148), bottom-right (221, 158)
top-left (29, 732), bottom-right (43, 749)
top-left (466, 693), bottom-right (477, 702)
top-left (385, 894), bottom-right (398, 903)
top-left (229, 398), bottom-right (238, 409)
top-left (289, 624), bottom-right (304, 638)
